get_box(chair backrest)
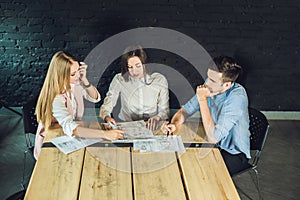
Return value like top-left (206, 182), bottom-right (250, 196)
top-left (22, 97), bottom-right (38, 135)
top-left (248, 107), bottom-right (270, 165)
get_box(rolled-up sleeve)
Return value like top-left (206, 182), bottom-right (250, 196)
top-left (100, 75), bottom-right (121, 119)
top-left (214, 93), bottom-right (248, 142)
top-left (156, 75), bottom-right (170, 120)
top-left (182, 95), bottom-right (200, 116)
top-left (81, 86), bottom-right (101, 103)
top-left (52, 95), bottom-right (78, 137)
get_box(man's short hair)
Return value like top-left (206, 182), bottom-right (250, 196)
top-left (213, 56), bottom-right (242, 83)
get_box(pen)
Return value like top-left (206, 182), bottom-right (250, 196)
top-left (167, 131), bottom-right (169, 137)
top-left (109, 122), bottom-right (117, 129)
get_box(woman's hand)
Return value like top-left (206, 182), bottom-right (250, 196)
top-left (104, 116), bottom-right (117, 129)
top-left (78, 62), bottom-right (88, 82)
top-left (146, 116), bottom-right (160, 131)
top-left (103, 129), bottom-right (124, 140)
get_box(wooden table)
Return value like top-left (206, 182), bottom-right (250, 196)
top-left (25, 122), bottom-right (240, 200)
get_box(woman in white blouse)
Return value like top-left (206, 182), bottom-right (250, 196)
top-left (100, 46), bottom-right (170, 130)
top-left (34, 51), bottom-right (124, 159)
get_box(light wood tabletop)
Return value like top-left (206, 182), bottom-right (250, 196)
top-left (25, 121), bottom-right (240, 200)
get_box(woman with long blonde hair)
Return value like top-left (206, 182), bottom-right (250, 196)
top-left (34, 51), bottom-right (124, 159)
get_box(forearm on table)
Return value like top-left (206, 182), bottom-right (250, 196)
top-left (73, 126), bottom-right (105, 138)
top-left (171, 108), bottom-right (187, 126)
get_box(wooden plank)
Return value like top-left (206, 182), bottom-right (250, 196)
top-left (178, 148), bottom-right (240, 200)
top-left (132, 152), bottom-right (186, 200)
top-left (175, 122), bottom-right (206, 143)
top-left (25, 146), bottom-right (85, 200)
top-left (25, 128), bottom-right (85, 200)
top-left (79, 147), bottom-right (132, 200)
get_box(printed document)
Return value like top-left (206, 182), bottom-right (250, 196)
top-left (51, 136), bottom-right (102, 154)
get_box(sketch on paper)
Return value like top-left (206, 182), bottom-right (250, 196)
top-left (51, 136), bottom-right (101, 154)
top-left (133, 136), bottom-right (185, 152)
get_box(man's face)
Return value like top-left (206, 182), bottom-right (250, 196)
top-left (205, 69), bottom-right (227, 96)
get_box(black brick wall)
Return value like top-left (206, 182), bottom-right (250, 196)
top-left (0, 0), bottom-right (299, 111)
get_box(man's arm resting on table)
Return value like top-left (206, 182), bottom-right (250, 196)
top-left (166, 108), bottom-right (189, 133)
top-left (171, 108), bottom-right (188, 126)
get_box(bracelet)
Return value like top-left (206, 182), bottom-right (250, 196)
top-left (82, 82), bottom-right (91, 88)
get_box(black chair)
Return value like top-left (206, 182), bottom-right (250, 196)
top-left (0, 100), bottom-right (22, 116)
top-left (21, 98), bottom-right (38, 189)
top-left (233, 107), bottom-right (270, 200)
top-left (5, 98), bottom-right (39, 200)
top-left (6, 190), bottom-right (26, 200)
top-left (22, 97), bottom-right (39, 151)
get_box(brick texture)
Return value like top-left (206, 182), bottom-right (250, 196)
top-left (0, 0), bottom-right (299, 111)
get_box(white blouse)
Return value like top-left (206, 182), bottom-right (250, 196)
top-left (100, 73), bottom-right (169, 121)
top-left (52, 84), bottom-right (100, 136)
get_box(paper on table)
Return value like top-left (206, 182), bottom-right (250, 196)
top-left (133, 136), bottom-right (185, 152)
top-left (117, 120), bottom-right (146, 128)
top-left (123, 126), bottom-right (154, 139)
top-left (51, 136), bottom-right (102, 154)
top-left (103, 120), bottom-right (146, 130)
top-left (108, 120), bottom-right (153, 141)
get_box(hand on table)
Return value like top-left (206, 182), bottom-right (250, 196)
top-left (146, 116), bottom-right (160, 131)
top-left (104, 116), bottom-right (117, 130)
top-left (103, 129), bottom-right (124, 140)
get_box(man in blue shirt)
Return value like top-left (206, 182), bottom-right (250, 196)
top-left (165, 56), bottom-right (250, 176)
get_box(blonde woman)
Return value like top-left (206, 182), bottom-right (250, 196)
top-left (34, 51), bottom-right (124, 159)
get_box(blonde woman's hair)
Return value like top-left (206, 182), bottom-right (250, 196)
top-left (35, 51), bottom-right (76, 131)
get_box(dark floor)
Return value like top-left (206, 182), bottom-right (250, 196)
top-left (0, 107), bottom-right (300, 200)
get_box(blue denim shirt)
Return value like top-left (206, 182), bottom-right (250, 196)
top-left (182, 83), bottom-right (251, 158)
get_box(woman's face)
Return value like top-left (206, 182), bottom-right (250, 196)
top-left (127, 56), bottom-right (144, 79)
top-left (70, 61), bottom-right (80, 84)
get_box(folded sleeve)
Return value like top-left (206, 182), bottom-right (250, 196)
top-left (182, 95), bottom-right (200, 116)
top-left (214, 92), bottom-right (248, 142)
top-left (52, 95), bottom-right (78, 137)
top-left (82, 86), bottom-right (101, 103)
top-left (156, 74), bottom-right (170, 120)
top-left (100, 74), bottom-right (121, 119)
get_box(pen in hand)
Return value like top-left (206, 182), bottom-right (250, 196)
top-left (109, 122), bottom-right (117, 129)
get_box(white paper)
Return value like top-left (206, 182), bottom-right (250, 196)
top-left (117, 120), bottom-right (146, 128)
top-left (51, 136), bottom-right (102, 154)
top-left (107, 120), bottom-right (153, 140)
top-left (123, 126), bottom-right (153, 139)
top-left (133, 136), bottom-right (185, 152)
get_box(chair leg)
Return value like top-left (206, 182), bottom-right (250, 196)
top-left (21, 150), bottom-right (28, 190)
top-left (25, 133), bottom-right (33, 149)
top-left (235, 184), bottom-right (254, 200)
top-left (251, 168), bottom-right (263, 200)
top-left (21, 147), bottom-right (36, 190)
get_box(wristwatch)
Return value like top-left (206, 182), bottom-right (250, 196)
top-left (82, 82), bottom-right (91, 88)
